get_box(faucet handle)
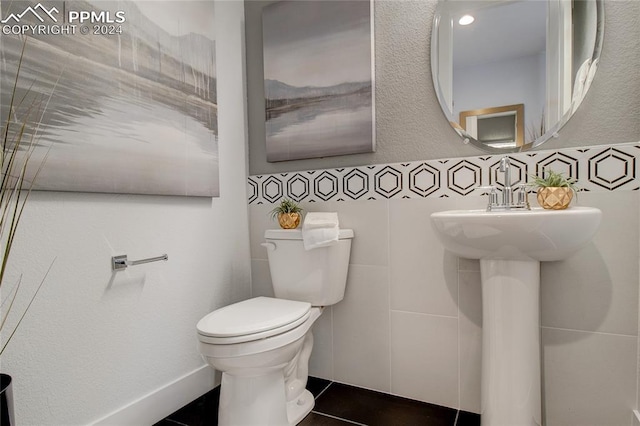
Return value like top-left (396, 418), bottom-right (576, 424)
top-left (517, 189), bottom-right (528, 207)
top-left (512, 184), bottom-right (534, 195)
top-left (475, 186), bottom-right (500, 210)
top-left (513, 185), bottom-right (531, 209)
top-left (488, 187), bottom-right (499, 208)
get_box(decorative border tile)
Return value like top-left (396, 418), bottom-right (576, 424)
top-left (248, 142), bottom-right (640, 204)
top-left (343, 168), bottom-right (370, 200)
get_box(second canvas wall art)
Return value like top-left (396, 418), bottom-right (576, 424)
top-left (262, 0), bottom-right (375, 163)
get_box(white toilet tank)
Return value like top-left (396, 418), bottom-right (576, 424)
top-left (263, 229), bottom-right (354, 306)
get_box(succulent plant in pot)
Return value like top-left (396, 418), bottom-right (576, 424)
top-left (529, 170), bottom-right (578, 210)
top-left (270, 198), bottom-right (303, 229)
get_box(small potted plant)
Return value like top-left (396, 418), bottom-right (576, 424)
top-left (530, 170), bottom-right (578, 210)
top-left (270, 198), bottom-right (303, 229)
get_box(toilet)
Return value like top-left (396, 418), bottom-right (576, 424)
top-left (196, 228), bottom-right (354, 426)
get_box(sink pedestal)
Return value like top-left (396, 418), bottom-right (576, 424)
top-left (480, 259), bottom-right (541, 426)
top-left (430, 207), bottom-right (602, 426)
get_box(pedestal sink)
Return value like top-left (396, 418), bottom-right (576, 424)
top-left (430, 207), bottom-right (602, 426)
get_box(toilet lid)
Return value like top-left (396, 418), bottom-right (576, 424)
top-left (197, 297), bottom-right (311, 342)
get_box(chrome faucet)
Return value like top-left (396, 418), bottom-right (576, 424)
top-left (485, 157), bottom-right (530, 211)
top-left (500, 157), bottom-right (513, 207)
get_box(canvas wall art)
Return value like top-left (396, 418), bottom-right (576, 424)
top-left (0, 0), bottom-right (218, 196)
top-left (262, 0), bottom-right (375, 163)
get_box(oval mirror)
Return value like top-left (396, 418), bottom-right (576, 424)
top-left (431, 0), bottom-right (604, 153)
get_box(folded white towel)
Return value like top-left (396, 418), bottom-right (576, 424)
top-left (302, 212), bottom-right (339, 250)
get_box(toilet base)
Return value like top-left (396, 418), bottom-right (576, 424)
top-left (219, 370), bottom-right (289, 426)
top-left (286, 389), bottom-right (314, 425)
top-left (217, 372), bottom-right (314, 426)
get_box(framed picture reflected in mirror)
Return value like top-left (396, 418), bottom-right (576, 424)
top-left (459, 104), bottom-right (524, 149)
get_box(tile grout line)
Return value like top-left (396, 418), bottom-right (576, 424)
top-left (314, 380), bottom-right (333, 400)
top-left (163, 419), bottom-right (190, 426)
top-left (389, 308), bottom-right (458, 320)
top-left (540, 325), bottom-right (638, 339)
top-left (387, 198), bottom-right (393, 394)
top-left (636, 187), bottom-right (640, 418)
top-left (453, 409), bottom-right (460, 426)
top-left (456, 258), bottom-right (462, 413)
top-left (310, 411), bottom-right (368, 426)
top-left (330, 304), bottom-right (335, 381)
top-left (632, 187), bottom-right (640, 412)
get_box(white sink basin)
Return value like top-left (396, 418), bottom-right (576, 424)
top-left (430, 206), bottom-right (602, 261)
top-left (430, 205), bottom-right (602, 425)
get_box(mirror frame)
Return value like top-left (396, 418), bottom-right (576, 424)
top-left (431, 0), bottom-right (605, 153)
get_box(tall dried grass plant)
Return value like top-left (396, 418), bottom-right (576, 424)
top-left (0, 38), bottom-right (55, 355)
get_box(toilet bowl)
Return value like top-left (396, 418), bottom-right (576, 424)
top-left (198, 297), bottom-right (322, 425)
top-left (197, 229), bottom-right (353, 426)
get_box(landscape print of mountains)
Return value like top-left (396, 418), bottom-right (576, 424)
top-left (262, 1), bottom-right (374, 162)
top-left (0, 1), bottom-right (218, 196)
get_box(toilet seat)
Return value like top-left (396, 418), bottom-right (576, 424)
top-left (197, 297), bottom-right (311, 345)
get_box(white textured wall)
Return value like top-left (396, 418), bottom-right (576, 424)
top-left (0, 1), bottom-right (250, 425)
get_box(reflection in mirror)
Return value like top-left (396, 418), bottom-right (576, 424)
top-left (460, 104), bottom-right (524, 149)
top-left (432, 0), bottom-right (604, 153)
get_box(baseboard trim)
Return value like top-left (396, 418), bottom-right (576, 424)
top-left (91, 365), bottom-right (217, 426)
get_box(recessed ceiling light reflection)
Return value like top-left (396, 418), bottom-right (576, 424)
top-left (459, 15), bottom-right (475, 26)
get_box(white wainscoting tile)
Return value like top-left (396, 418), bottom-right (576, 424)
top-left (332, 264), bottom-right (391, 392)
top-left (543, 327), bottom-right (637, 426)
top-left (541, 191), bottom-right (639, 336)
top-left (308, 306), bottom-right (334, 381)
top-left (458, 270), bottom-right (482, 414)
top-left (390, 311), bottom-right (459, 410)
top-left (250, 259), bottom-right (274, 298)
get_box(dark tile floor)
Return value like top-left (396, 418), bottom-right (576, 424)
top-left (155, 377), bottom-right (481, 426)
